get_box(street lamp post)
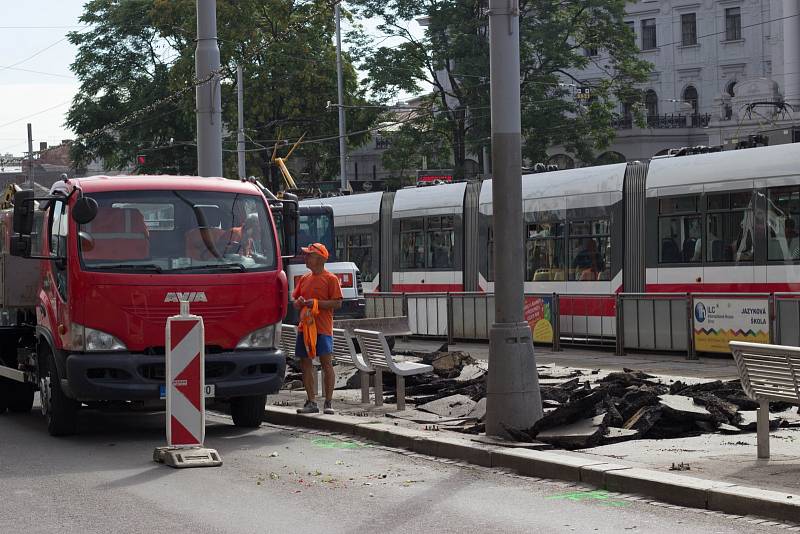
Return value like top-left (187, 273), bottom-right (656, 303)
top-left (485, 0), bottom-right (543, 436)
top-left (335, 2), bottom-right (348, 191)
top-left (196, 0), bottom-right (223, 177)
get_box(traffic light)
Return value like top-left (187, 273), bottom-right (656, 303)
top-left (136, 154), bottom-right (146, 165)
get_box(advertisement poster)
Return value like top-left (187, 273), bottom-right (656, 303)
top-left (692, 297), bottom-right (770, 353)
top-left (524, 296), bottom-right (554, 344)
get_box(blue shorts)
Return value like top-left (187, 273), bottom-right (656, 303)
top-left (295, 332), bottom-right (333, 358)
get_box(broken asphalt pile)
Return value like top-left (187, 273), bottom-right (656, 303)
top-left (283, 348), bottom-right (800, 450)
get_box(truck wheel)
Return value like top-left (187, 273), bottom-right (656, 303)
top-left (8, 382), bottom-right (34, 413)
top-left (40, 347), bottom-right (78, 436)
top-left (230, 395), bottom-right (265, 428)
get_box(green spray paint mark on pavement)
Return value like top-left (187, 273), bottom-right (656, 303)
top-left (547, 490), bottom-right (629, 507)
top-left (311, 438), bottom-right (363, 449)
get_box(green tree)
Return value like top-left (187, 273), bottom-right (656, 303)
top-left (379, 108), bottom-right (452, 188)
top-left (356, 0), bottom-right (651, 173)
top-left (67, 0), bottom-right (378, 186)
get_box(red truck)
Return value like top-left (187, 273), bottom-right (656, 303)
top-left (0, 175), bottom-right (295, 436)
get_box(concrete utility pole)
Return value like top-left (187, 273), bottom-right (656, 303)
top-left (485, 0), bottom-right (543, 436)
top-left (335, 2), bottom-right (348, 190)
top-left (236, 65), bottom-right (246, 180)
top-left (26, 123), bottom-right (34, 189)
top-left (195, 0), bottom-right (223, 177)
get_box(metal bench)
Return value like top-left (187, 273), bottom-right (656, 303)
top-left (729, 341), bottom-right (800, 459)
top-left (353, 329), bottom-right (433, 410)
top-left (331, 328), bottom-right (373, 404)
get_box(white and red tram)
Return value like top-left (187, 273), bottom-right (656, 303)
top-left (302, 143), bottom-right (800, 336)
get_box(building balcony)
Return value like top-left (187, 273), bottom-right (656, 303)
top-left (613, 113), bottom-right (712, 130)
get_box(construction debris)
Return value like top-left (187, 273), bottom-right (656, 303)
top-left (284, 348), bottom-right (799, 450)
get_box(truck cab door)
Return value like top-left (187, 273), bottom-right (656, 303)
top-left (45, 200), bottom-right (70, 348)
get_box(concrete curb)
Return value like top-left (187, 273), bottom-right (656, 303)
top-left (264, 406), bottom-right (800, 523)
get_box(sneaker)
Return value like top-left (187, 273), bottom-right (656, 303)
top-left (297, 400), bottom-right (319, 414)
top-left (323, 400), bottom-right (334, 415)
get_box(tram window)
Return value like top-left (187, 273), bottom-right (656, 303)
top-left (427, 215), bottom-right (454, 269)
top-left (400, 218), bottom-right (425, 269)
top-left (658, 216), bottom-right (701, 263)
top-left (706, 192), bottom-right (753, 263)
top-left (659, 196), bottom-right (697, 214)
top-left (335, 235), bottom-right (347, 263)
top-left (568, 219), bottom-right (611, 281)
top-left (658, 195), bottom-right (702, 264)
top-left (349, 233), bottom-right (375, 281)
top-left (767, 187), bottom-right (800, 261)
top-left (525, 222), bottom-right (565, 281)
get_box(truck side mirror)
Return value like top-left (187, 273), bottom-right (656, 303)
top-left (72, 196), bottom-right (98, 225)
top-left (10, 234), bottom-right (32, 257)
top-left (12, 190), bottom-right (34, 235)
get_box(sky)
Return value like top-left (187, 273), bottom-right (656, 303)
top-left (0, 1), bottom-right (83, 156)
top-left (0, 1), bottom-right (424, 158)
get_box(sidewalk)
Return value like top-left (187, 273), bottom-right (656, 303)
top-left (396, 338), bottom-right (740, 380)
top-left (265, 342), bottom-right (800, 524)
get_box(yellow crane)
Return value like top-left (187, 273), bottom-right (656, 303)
top-left (271, 132), bottom-right (306, 191)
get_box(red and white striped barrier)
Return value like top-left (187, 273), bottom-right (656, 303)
top-left (166, 301), bottom-right (205, 447)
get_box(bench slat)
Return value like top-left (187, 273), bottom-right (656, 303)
top-left (742, 370), bottom-right (799, 384)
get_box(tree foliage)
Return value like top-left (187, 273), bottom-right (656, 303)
top-left (67, 0), bottom-right (378, 185)
top-left (356, 0), bottom-right (652, 174)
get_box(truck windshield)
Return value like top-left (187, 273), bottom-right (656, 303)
top-left (78, 190), bottom-right (277, 273)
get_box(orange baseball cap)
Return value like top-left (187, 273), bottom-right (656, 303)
top-left (301, 242), bottom-right (329, 259)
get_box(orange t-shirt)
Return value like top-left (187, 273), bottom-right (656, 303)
top-left (292, 271), bottom-right (343, 336)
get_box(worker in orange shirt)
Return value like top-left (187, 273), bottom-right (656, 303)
top-left (293, 243), bottom-right (343, 414)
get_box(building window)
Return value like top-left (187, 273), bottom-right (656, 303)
top-left (683, 85), bottom-right (698, 114)
top-left (399, 218), bottom-right (425, 269)
top-left (725, 7), bottom-right (742, 41)
top-left (525, 222), bottom-right (565, 281)
top-left (681, 13), bottom-right (697, 46)
top-left (658, 196), bottom-right (701, 263)
top-left (568, 219), bottom-right (611, 281)
top-left (641, 18), bottom-right (657, 50)
top-left (706, 192), bottom-right (753, 263)
top-left (584, 47), bottom-right (598, 57)
top-left (645, 90), bottom-right (659, 116)
top-left (726, 80), bottom-right (737, 97)
top-left (375, 136), bottom-right (391, 149)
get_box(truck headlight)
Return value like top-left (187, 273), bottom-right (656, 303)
top-left (236, 323), bottom-right (279, 349)
top-left (71, 323), bottom-right (128, 352)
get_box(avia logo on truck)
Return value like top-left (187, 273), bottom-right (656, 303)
top-left (164, 291), bottom-right (208, 303)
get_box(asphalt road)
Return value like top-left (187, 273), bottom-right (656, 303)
top-left (0, 403), bottom-right (792, 534)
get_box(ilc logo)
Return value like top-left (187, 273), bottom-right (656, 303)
top-left (694, 302), bottom-right (706, 323)
top-left (164, 291), bottom-right (208, 303)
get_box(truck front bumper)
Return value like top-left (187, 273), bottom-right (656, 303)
top-left (62, 349), bottom-right (285, 402)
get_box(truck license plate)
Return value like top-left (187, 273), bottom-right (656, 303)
top-left (159, 384), bottom-right (215, 399)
